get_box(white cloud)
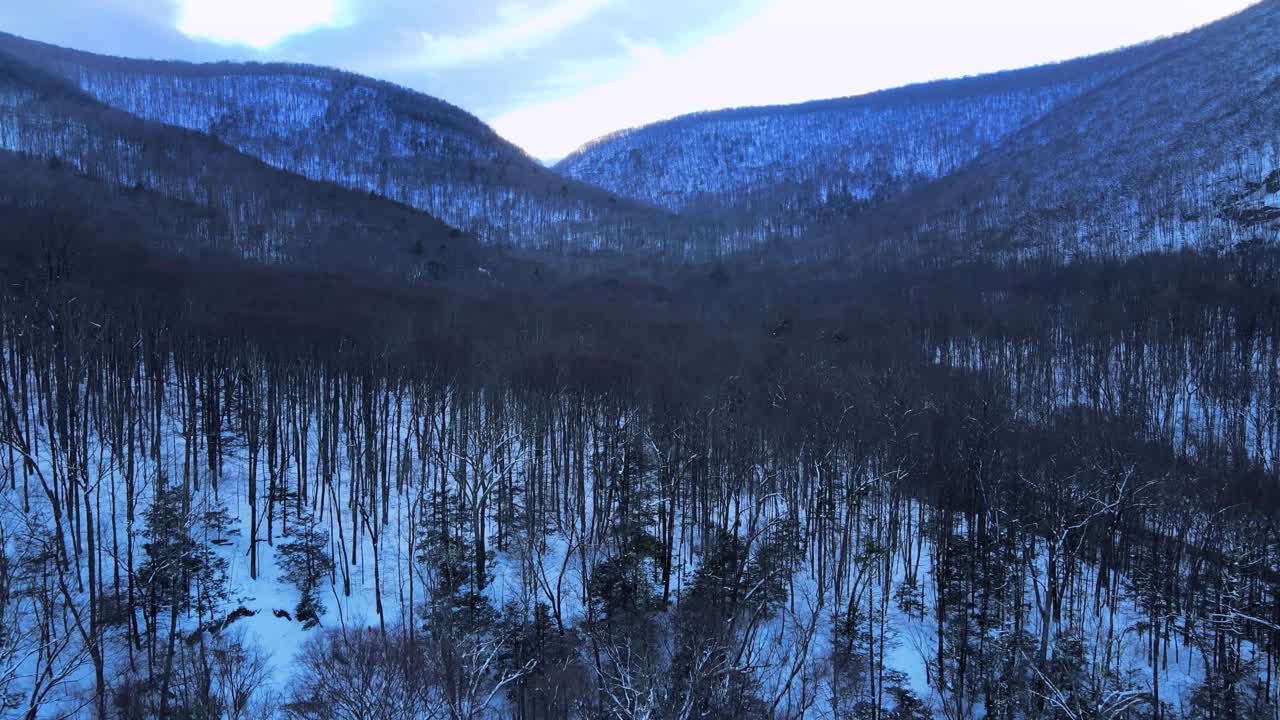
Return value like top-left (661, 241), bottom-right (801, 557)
top-left (490, 0), bottom-right (1257, 160)
top-left (413, 0), bottom-right (614, 70)
top-left (176, 0), bottom-right (348, 49)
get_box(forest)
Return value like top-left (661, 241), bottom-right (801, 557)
top-left (1, 3), bottom-right (1279, 719)
top-left (1, 187), bottom-right (1279, 717)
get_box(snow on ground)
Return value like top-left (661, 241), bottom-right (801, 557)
top-left (0, 387), bottom-right (1261, 719)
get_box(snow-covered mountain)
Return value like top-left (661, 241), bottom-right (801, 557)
top-left (0, 51), bottom-right (491, 279)
top-left (877, 0), bottom-right (1280, 258)
top-left (555, 47), bottom-right (1154, 248)
top-left (0, 33), bottom-right (685, 254)
top-left (559, 1), bottom-right (1280, 257)
top-left (559, 52), bottom-right (1139, 208)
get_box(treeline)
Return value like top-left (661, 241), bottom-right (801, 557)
top-left (1, 200), bottom-right (1278, 718)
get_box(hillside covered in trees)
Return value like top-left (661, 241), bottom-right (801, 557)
top-left (0, 32), bottom-right (694, 254)
top-left (557, 49), bottom-right (1150, 246)
top-left (0, 3), bottom-right (1279, 719)
top-left (560, 1), bottom-right (1280, 258)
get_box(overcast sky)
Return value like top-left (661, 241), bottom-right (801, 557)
top-left (0, 0), bottom-right (1257, 160)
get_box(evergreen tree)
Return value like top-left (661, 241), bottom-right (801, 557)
top-left (277, 506), bottom-right (332, 629)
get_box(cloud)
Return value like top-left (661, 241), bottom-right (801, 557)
top-left (411, 0), bottom-right (614, 70)
top-left (1, 0), bottom-right (740, 124)
top-left (490, 0), bottom-right (1257, 160)
top-left (175, 0), bottom-right (349, 49)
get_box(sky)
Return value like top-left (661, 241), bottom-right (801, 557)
top-left (0, 0), bottom-right (1258, 160)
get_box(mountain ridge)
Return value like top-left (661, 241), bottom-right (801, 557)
top-left (556, 1), bottom-right (1277, 257)
top-left (560, 41), bottom-right (1167, 163)
top-left (862, 0), bottom-right (1280, 259)
top-left (0, 49), bottom-right (493, 278)
top-left (0, 31), bottom-right (693, 254)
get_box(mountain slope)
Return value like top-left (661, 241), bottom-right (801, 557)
top-left (0, 33), bottom-right (686, 253)
top-left (0, 52), bottom-right (487, 278)
top-left (870, 0), bottom-right (1280, 258)
top-left (556, 42), bottom-right (1165, 248)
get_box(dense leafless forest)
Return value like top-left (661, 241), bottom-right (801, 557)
top-left (1, 2), bottom-right (1279, 719)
